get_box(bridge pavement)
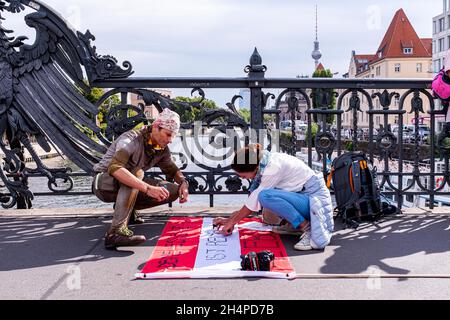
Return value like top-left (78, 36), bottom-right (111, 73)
top-left (1, 206), bottom-right (450, 300)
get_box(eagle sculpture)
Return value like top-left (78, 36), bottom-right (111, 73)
top-left (0, 0), bottom-right (248, 209)
top-left (0, 0), bottom-right (133, 208)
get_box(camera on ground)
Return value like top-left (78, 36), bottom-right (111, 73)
top-left (240, 250), bottom-right (275, 271)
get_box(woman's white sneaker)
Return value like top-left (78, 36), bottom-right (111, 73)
top-left (293, 230), bottom-right (319, 251)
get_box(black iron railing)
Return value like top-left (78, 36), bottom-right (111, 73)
top-left (0, 1), bottom-right (448, 210)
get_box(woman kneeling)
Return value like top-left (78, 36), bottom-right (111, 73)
top-left (214, 144), bottom-right (334, 251)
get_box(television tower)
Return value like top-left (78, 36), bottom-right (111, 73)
top-left (311, 5), bottom-right (322, 69)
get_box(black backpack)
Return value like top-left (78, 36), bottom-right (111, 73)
top-left (327, 152), bottom-right (384, 229)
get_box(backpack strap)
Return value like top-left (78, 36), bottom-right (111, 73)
top-left (326, 168), bottom-right (334, 189)
top-left (366, 165), bottom-right (381, 213)
top-left (337, 161), bottom-right (363, 211)
top-left (351, 161), bottom-right (361, 194)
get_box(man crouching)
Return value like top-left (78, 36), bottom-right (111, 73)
top-left (92, 109), bottom-right (189, 249)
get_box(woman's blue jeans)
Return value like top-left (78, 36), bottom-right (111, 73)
top-left (258, 188), bottom-right (310, 229)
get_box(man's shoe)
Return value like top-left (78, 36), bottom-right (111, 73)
top-left (293, 230), bottom-right (319, 251)
top-left (128, 210), bottom-right (145, 225)
top-left (104, 227), bottom-right (146, 250)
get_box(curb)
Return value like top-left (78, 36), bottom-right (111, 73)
top-left (0, 206), bottom-right (240, 218)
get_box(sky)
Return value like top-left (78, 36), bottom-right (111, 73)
top-left (2, 0), bottom-right (443, 107)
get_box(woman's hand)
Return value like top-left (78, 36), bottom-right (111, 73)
top-left (213, 215), bottom-right (237, 236)
top-left (213, 217), bottom-right (229, 228)
top-left (218, 221), bottom-right (235, 236)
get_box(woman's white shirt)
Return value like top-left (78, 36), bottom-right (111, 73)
top-left (244, 152), bottom-right (316, 212)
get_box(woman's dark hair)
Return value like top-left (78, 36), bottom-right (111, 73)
top-left (231, 144), bottom-right (263, 173)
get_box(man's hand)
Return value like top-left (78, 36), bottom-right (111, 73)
top-left (179, 181), bottom-right (189, 204)
top-left (144, 185), bottom-right (170, 202)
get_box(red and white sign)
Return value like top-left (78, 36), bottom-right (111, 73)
top-left (136, 217), bottom-right (295, 279)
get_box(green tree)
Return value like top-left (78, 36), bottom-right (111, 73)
top-left (237, 109), bottom-right (273, 126)
top-left (280, 131), bottom-right (292, 153)
top-left (305, 122), bottom-right (319, 147)
top-left (173, 97), bottom-right (218, 122)
top-left (311, 68), bottom-right (336, 125)
top-left (73, 85), bottom-right (119, 139)
top-left (238, 109), bottom-right (250, 123)
top-left (83, 86), bottom-right (121, 134)
top-left (264, 115), bottom-right (274, 126)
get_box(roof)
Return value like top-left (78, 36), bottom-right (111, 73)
top-left (316, 63), bottom-right (325, 71)
top-left (354, 54), bottom-right (375, 61)
top-left (372, 8), bottom-right (431, 63)
top-left (420, 38), bottom-right (432, 56)
top-left (353, 9), bottom-right (431, 76)
top-left (353, 54), bottom-right (375, 75)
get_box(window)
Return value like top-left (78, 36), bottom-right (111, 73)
top-left (395, 63), bottom-right (401, 72)
top-left (433, 40), bottom-right (436, 53)
top-left (378, 51), bottom-right (382, 59)
top-left (376, 66), bottom-right (381, 76)
top-left (416, 63), bottom-right (422, 73)
top-left (439, 18), bottom-right (445, 32)
top-left (435, 59), bottom-right (442, 72)
top-left (403, 48), bottom-right (413, 54)
top-left (433, 21), bottom-right (437, 34)
top-left (439, 38), bottom-right (445, 52)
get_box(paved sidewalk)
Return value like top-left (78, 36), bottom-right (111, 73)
top-left (1, 207), bottom-right (450, 300)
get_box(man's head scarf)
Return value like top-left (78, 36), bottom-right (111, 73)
top-left (153, 108), bottom-right (180, 134)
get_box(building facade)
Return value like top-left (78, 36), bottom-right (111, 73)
top-left (344, 9), bottom-right (433, 130)
top-left (433, 0), bottom-right (450, 72)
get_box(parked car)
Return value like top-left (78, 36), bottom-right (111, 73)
top-left (280, 120), bottom-right (292, 131)
top-left (391, 125), bottom-right (415, 143)
top-left (393, 124), bottom-right (430, 144)
top-left (417, 125), bottom-right (431, 144)
top-left (280, 120), bottom-right (307, 132)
